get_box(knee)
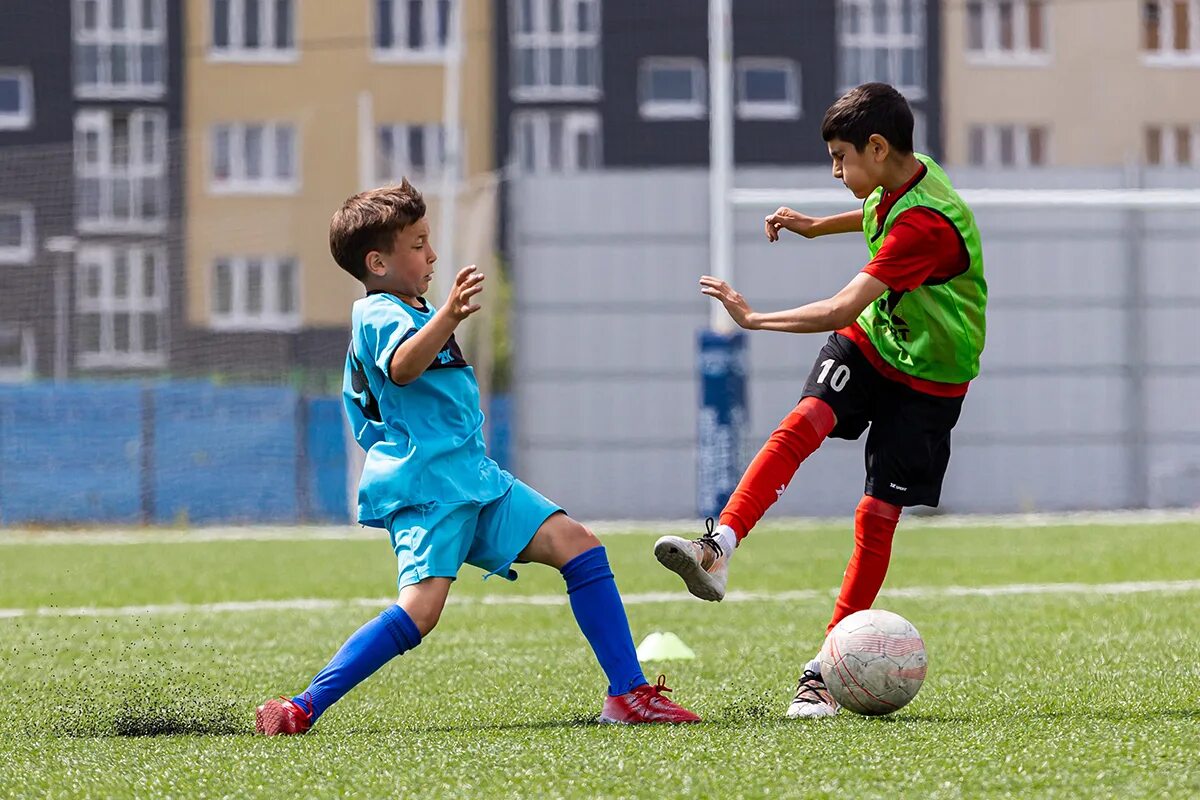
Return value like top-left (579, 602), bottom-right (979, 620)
top-left (767, 418), bottom-right (809, 456)
top-left (405, 603), bottom-right (441, 638)
top-left (857, 495), bottom-right (902, 522)
top-left (567, 520), bottom-right (602, 556)
top-left (398, 594), bottom-right (446, 637)
top-left (558, 519), bottom-right (602, 565)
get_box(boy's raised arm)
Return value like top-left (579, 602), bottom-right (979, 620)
top-left (388, 266), bottom-right (484, 386)
top-left (699, 271), bottom-right (887, 334)
top-left (765, 207), bottom-right (864, 242)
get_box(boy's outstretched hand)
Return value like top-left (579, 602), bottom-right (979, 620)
top-left (444, 265), bottom-right (484, 320)
top-left (764, 207), bottom-right (820, 242)
top-left (700, 276), bottom-right (757, 330)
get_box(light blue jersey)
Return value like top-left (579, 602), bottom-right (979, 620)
top-left (343, 291), bottom-right (513, 526)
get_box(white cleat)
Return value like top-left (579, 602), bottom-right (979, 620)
top-left (653, 520), bottom-right (729, 602)
top-left (786, 669), bottom-right (840, 719)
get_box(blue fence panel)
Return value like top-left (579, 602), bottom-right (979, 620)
top-left (153, 383), bottom-right (300, 524)
top-left (0, 383), bottom-right (143, 524)
top-left (696, 331), bottom-right (748, 518)
top-left (305, 397), bottom-right (348, 522)
top-left (486, 393), bottom-right (512, 472)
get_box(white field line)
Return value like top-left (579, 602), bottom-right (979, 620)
top-left (2, 579), bottom-right (1199, 621)
top-left (2, 509), bottom-right (1199, 547)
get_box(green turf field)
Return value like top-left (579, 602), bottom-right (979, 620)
top-left (1, 518), bottom-right (1198, 799)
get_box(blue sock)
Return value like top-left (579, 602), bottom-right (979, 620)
top-left (560, 546), bottom-right (648, 696)
top-left (294, 604), bottom-right (421, 721)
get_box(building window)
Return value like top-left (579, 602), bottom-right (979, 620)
top-left (1144, 1), bottom-right (1200, 59)
top-left (966, 0), bottom-right (1048, 61)
top-left (75, 108), bottom-right (167, 232)
top-left (512, 110), bottom-right (600, 173)
top-left (376, 124), bottom-right (460, 184)
top-left (211, 256), bottom-right (300, 330)
top-left (0, 71), bottom-right (34, 130)
top-left (0, 205), bottom-right (35, 265)
top-left (0, 326), bottom-right (35, 382)
top-left (76, 244), bottom-right (166, 368)
top-left (967, 124), bottom-right (1049, 167)
top-left (375, 0), bottom-right (455, 60)
top-left (838, 0), bottom-right (926, 98)
top-left (1145, 125), bottom-right (1198, 165)
top-left (735, 58), bottom-right (800, 120)
top-left (210, 122), bottom-right (299, 194)
top-left (74, 0), bottom-right (166, 98)
top-left (639, 58), bottom-right (706, 120)
top-left (511, 0), bottom-right (601, 100)
top-left (211, 0), bottom-right (295, 60)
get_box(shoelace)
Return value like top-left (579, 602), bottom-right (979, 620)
top-left (279, 692), bottom-right (315, 720)
top-left (637, 675), bottom-right (676, 706)
top-left (792, 670), bottom-right (829, 705)
top-left (697, 517), bottom-right (724, 564)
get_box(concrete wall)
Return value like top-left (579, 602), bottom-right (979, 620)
top-left (508, 167), bottom-right (1200, 518)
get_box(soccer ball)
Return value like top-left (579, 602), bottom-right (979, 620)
top-left (819, 609), bottom-right (927, 716)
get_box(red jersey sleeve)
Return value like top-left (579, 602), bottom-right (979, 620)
top-left (862, 207), bottom-right (967, 293)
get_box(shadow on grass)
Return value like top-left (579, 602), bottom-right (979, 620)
top-left (53, 700), bottom-right (249, 738)
top-left (49, 698), bottom-right (1199, 739)
top-left (354, 714), bottom-right (602, 736)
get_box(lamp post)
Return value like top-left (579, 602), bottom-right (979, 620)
top-left (698, 0), bottom-right (747, 518)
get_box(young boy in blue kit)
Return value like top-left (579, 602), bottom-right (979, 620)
top-left (255, 180), bottom-right (699, 733)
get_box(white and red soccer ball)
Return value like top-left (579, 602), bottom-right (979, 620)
top-left (819, 609), bottom-right (927, 715)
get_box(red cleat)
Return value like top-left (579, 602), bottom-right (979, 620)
top-left (599, 675), bottom-right (702, 724)
top-left (255, 694), bottom-right (314, 736)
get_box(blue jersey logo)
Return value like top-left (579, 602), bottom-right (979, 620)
top-left (427, 334), bottom-right (468, 371)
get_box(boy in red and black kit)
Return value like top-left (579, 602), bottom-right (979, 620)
top-left (655, 83), bottom-right (987, 718)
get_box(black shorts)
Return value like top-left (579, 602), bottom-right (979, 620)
top-left (800, 333), bottom-right (964, 508)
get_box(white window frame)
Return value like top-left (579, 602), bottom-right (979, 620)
top-left (0, 70), bottom-right (34, 130)
top-left (511, 110), bottom-right (601, 173)
top-left (0, 325), bottom-right (36, 383)
top-left (639, 57), bottom-right (707, 120)
top-left (74, 108), bottom-right (168, 234)
top-left (209, 122), bottom-right (300, 195)
top-left (0, 204), bottom-right (36, 264)
top-left (209, 0), bottom-right (297, 63)
top-left (510, 0), bottom-right (602, 101)
top-left (374, 0), bottom-right (456, 63)
top-left (74, 0), bottom-right (167, 99)
top-left (735, 58), bottom-right (800, 120)
top-left (376, 123), bottom-right (459, 184)
top-left (838, 0), bottom-right (927, 99)
top-left (1145, 124), bottom-right (1200, 166)
top-left (210, 255), bottom-right (301, 331)
top-left (967, 123), bottom-right (1050, 167)
top-left (1144, 0), bottom-right (1200, 65)
top-left (75, 244), bottom-right (168, 369)
top-left (965, 0), bottom-right (1051, 66)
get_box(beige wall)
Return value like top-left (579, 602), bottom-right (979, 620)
top-left (186, 0), bottom-right (494, 328)
top-left (942, 1), bottom-right (1200, 166)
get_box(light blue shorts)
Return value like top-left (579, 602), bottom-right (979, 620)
top-left (384, 479), bottom-right (563, 590)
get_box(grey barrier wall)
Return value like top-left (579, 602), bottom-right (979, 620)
top-left (508, 167), bottom-right (1200, 519)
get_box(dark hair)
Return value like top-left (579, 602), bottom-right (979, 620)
top-left (821, 83), bottom-right (914, 154)
top-left (329, 178), bottom-right (426, 281)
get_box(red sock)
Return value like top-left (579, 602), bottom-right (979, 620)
top-left (827, 495), bottom-right (902, 633)
top-left (718, 397), bottom-right (836, 541)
